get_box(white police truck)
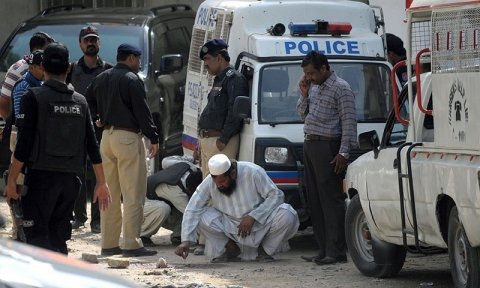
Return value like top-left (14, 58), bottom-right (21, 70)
top-left (182, 0), bottom-right (394, 224)
top-left (345, 0), bottom-right (480, 286)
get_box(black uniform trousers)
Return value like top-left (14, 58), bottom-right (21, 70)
top-left (73, 127), bottom-right (102, 225)
top-left (22, 169), bottom-right (81, 254)
top-left (73, 162), bottom-right (99, 225)
top-left (303, 139), bottom-right (346, 259)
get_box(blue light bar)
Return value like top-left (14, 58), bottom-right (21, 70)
top-left (288, 20), bottom-right (351, 36)
top-left (288, 23), bottom-right (318, 36)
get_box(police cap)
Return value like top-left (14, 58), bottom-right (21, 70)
top-left (199, 38), bottom-right (228, 60)
top-left (117, 43), bottom-right (142, 56)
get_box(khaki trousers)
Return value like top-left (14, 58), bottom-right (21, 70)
top-left (199, 134), bottom-right (239, 177)
top-left (100, 128), bottom-right (147, 250)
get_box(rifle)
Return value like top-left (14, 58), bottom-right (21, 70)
top-left (3, 170), bottom-right (28, 242)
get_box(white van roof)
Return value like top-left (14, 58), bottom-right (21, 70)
top-left (194, 0), bottom-right (384, 60)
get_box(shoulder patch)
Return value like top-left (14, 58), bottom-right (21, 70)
top-left (226, 69), bottom-right (235, 77)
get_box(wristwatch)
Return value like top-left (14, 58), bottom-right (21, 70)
top-left (339, 152), bottom-right (349, 159)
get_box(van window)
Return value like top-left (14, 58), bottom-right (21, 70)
top-left (335, 63), bottom-right (392, 123)
top-left (0, 24), bottom-right (145, 73)
top-left (258, 62), bottom-right (393, 125)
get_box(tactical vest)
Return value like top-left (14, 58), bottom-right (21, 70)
top-left (146, 162), bottom-right (192, 201)
top-left (68, 60), bottom-right (111, 94)
top-left (28, 86), bottom-right (88, 175)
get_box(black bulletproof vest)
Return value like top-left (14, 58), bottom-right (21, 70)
top-left (28, 85), bottom-right (87, 175)
top-left (146, 162), bottom-right (192, 201)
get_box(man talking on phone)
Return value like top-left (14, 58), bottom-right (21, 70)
top-left (296, 51), bottom-right (357, 265)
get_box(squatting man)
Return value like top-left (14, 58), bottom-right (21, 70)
top-left (175, 154), bottom-right (299, 262)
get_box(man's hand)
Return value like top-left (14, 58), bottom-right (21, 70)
top-left (0, 95), bottom-right (11, 120)
top-left (5, 182), bottom-right (20, 203)
top-left (95, 119), bottom-right (104, 128)
top-left (237, 215), bottom-right (255, 238)
top-left (298, 76), bottom-right (310, 97)
top-left (148, 143), bottom-right (159, 158)
top-left (216, 139), bottom-right (226, 151)
top-left (193, 144), bottom-right (201, 164)
top-left (93, 182), bottom-right (112, 211)
top-left (330, 154), bottom-right (348, 174)
top-left (175, 241), bottom-right (190, 259)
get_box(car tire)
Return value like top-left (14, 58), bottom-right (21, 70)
top-left (345, 194), bottom-right (406, 278)
top-left (448, 206), bottom-right (480, 288)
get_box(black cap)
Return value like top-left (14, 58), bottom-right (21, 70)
top-left (25, 50), bottom-right (44, 65)
top-left (386, 33), bottom-right (406, 57)
top-left (117, 43), bottom-right (142, 56)
top-left (43, 43), bottom-right (69, 67)
top-left (199, 38), bottom-right (228, 60)
top-left (79, 26), bottom-right (99, 41)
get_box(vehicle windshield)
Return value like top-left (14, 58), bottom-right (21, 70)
top-left (258, 62), bottom-right (393, 125)
top-left (0, 23), bottom-right (145, 74)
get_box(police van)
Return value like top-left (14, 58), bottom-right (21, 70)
top-left (182, 0), bottom-right (394, 222)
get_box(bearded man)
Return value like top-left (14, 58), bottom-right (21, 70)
top-left (68, 25), bottom-right (112, 233)
top-left (175, 154), bottom-right (299, 263)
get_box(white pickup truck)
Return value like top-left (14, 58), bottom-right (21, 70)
top-left (345, 1), bottom-right (480, 287)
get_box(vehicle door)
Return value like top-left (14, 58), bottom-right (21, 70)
top-left (150, 17), bottom-right (193, 158)
top-left (364, 85), bottom-right (410, 237)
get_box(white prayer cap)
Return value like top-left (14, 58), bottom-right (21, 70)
top-left (208, 154), bottom-right (231, 176)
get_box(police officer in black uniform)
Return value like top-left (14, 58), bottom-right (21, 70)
top-left (5, 43), bottom-right (111, 254)
top-left (68, 25), bottom-right (113, 233)
top-left (196, 38), bottom-right (249, 176)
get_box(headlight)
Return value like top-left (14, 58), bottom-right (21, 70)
top-left (264, 147), bottom-right (288, 164)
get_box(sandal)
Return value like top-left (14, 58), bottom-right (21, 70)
top-left (256, 254), bottom-right (275, 263)
top-left (211, 252), bottom-right (241, 263)
top-left (256, 245), bottom-right (274, 262)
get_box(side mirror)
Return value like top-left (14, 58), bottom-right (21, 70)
top-left (233, 96), bottom-right (251, 119)
top-left (358, 130), bottom-right (380, 158)
top-left (156, 54), bottom-right (183, 76)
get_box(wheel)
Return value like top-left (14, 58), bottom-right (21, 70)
top-left (345, 194), bottom-right (406, 278)
top-left (448, 206), bottom-right (480, 288)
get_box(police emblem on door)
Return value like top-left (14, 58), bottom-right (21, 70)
top-left (448, 79), bottom-right (469, 142)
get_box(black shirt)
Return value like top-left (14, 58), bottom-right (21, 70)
top-left (198, 67), bottom-right (248, 144)
top-left (85, 63), bottom-right (159, 144)
top-left (14, 80), bottom-right (102, 165)
top-left (69, 56), bottom-right (112, 95)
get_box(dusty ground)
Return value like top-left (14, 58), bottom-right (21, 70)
top-left (0, 195), bottom-right (454, 288)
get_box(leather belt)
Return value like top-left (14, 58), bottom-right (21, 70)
top-left (104, 125), bottom-right (140, 133)
top-left (304, 133), bottom-right (341, 141)
top-left (199, 129), bottom-right (222, 138)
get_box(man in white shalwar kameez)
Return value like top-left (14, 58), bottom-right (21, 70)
top-left (175, 154), bottom-right (299, 262)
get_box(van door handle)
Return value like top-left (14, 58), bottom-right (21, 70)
top-left (393, 158), bottom-right (398, 169)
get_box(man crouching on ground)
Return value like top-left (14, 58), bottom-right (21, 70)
top-left (175, 154), bottom-right (299, 262)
